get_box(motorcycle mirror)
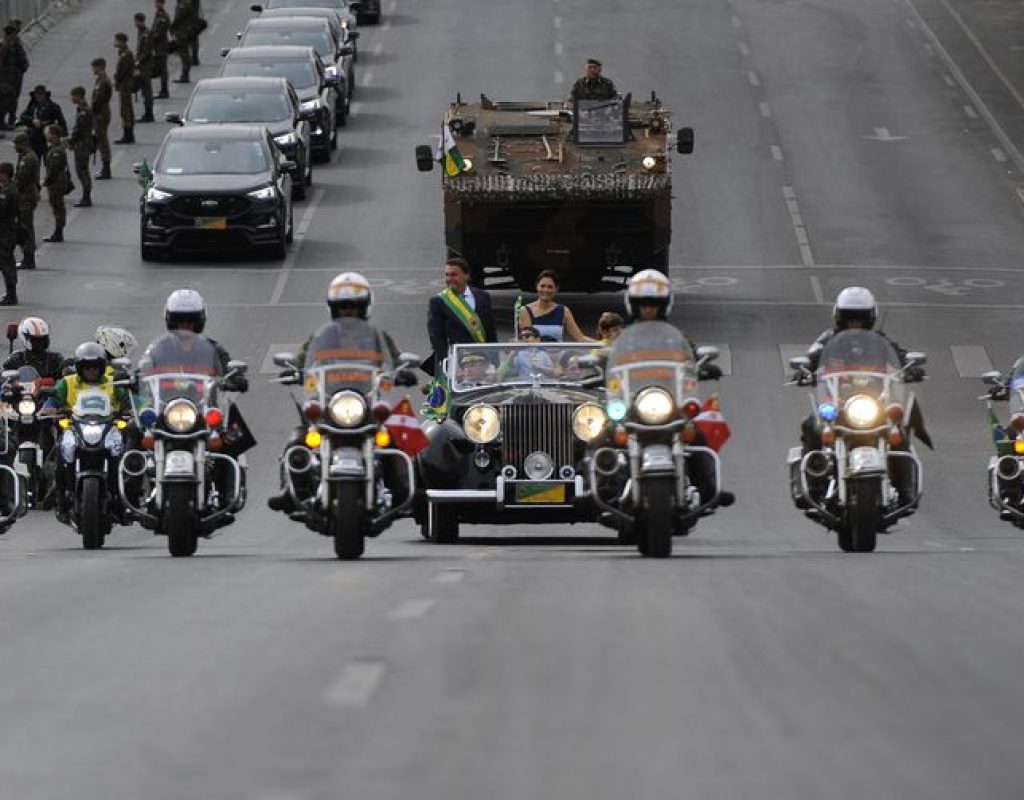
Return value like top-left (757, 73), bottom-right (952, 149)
top-left (227, 360), bottom-right (248, 375)
top-left (676, 127), bottom-right (695, 155)
top-left (982, 370), bottom-right (1004, 386)
top-left (111, 357), bottom-right (132, 373)
top-left (906, 351), bottom-right (927, 366)
top-left (415, 144), bottom-right (435, 172)
top-left (398, 352), bottom-right (421, 368)
top-left (5, 323), bottom-right (17, 341)
top-left (789, 356), bottom-right (811, 371)
top-left (164, 112), bottom-right (183, 125)
top-left (1, 369), bottom-right (18, 382)
top-left (272, 352), bottom-right (296, 368)
top-left (695, 345), bottom-right (719, 363)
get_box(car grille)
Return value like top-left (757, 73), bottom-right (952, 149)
top-left (500, 403), bottom-right (575, 475)
top-left (170, 195), bottom-right (252, 217)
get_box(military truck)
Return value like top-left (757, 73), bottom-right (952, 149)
top-left (415, 93), bottom-right (693, 292)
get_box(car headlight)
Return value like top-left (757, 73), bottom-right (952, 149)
top-left (17, 398), bottom-right (35, 416)
top-left (634, 387), bottom-right (674, 425)
top-left (164, 398), bottom-right (198, 433)
top-left (81, 423), bottom-right (104, 445)
top-left (573, 403), bottom-right (608, 442)
top-left (844, 394), bottom-right (880, 429)
top-left (328, 390), bottom-right (366, 427)
top-left (463, 404), bottom-right (499, 444)
top-left (146, 187), bottom-right (173, 202)
top-left (247, 185), bottom-right (277, 201)
top-left (274, 132), bottom-right (298, 147)
top-left (299, 98), bottom-right (323, 114)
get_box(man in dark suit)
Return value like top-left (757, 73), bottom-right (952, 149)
top-left (426, 257), bottom-right (497, 375)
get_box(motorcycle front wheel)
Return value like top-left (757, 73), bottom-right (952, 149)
top-left (332, 482), bottom-right (365, 560)
top-left (841, 478), bottom-right (879, 553)
top-left (79, 475), bottom-right (108, 550)
top-left (640, 477), bottom-right (674, 558)
top-left (164, 483), bottom-right (199, 557)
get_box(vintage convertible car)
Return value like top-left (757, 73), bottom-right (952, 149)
top-left (417, 342), bottom-right (624, 542)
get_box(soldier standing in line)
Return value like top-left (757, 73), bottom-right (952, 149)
top-left (134, 13), bottom-right (155, 122)
top-left (90, 58), bottom-right (113, 179)
top-left (569, 58), bottom-right (617, 101)
top-left (13, 133), bottom-right (38, 270)
top-left (0, 162), bottom-right (19, 305)
top-left (42, 125), bottom-right (68, 243)
top-left (170, 0), bottom-right (199, 83)
top-left (66, 87), bottom-right (94, 208)
top-left (113, 33), bottom-right (136, 144)
top-left (0, 24), bottom-right (28, 132)
top-left (8, 20), bottom-right (28, 129)
top-left (190, 0), bottom-right (204, 66)
top-left (152, 0), bottom-right (171, 99)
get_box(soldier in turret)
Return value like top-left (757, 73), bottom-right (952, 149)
top-left (570, 58), bottom-right (617, 101)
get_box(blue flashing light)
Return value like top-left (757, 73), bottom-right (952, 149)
top-left (139, 408), bottom-right (158, 428)
top-left (817, 402), bottom-right (838, 422)
top-left (607, 400), bottom-right (628, 422)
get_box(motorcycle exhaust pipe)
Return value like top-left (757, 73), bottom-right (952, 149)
top-left (285, 446), bottom-right (314, 474)
top-left (997, 455), bottom-right (1022, 482)
top-left (121, 451), bottom-right (149, 477)
top-left (593, 448), bottom-right (622, 476)
top-left (804, 450), bottom-right (832, 479)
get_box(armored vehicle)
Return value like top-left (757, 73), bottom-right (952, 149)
top-left (416, 93), bottom-right (694, 292)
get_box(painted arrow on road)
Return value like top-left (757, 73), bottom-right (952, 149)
top-left (864, 127), bottom-right (908, 141)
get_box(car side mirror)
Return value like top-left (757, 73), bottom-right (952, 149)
top-left (273, 352), bottom-right (296, 368)
top-left (398, 352), bottom-right (421, 368)
top-left (227, 360), bottom-right (248, 376)
top-left (415, 144), bottom-right (435, 172)
top-left (982, 370), bottom-right (1004, 386)
top-left (695, 345), bottom-right (719, 364)
top-left (789, 356), bottom-right (811, 371)
top-left (220, 47), bottom-right (231, 57)
top-left (676, 127), bottom-right (694, 155)
top-left (280, 159), bottom-right (297, 173)
top-left (250, 3), bottom-right (263, 10)
top-left (131, 162), bottom-right (143, 175)
top-left (236, 31), bottom-right (243, 40)
top-left (164, 112), bottom-right (183, 125)
top-left (906, 351), bottom-right (927, 367)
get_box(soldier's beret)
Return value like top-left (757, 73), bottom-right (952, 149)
top-left (586, 58), bottom-right (601, 67)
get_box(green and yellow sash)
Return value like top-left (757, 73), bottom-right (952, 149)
top-left (438, 288), bottom-right (486, 344)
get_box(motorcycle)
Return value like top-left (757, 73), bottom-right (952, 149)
top-left (787, 329), bottom-right (927, 552)
top-left (979, 363), bottom-right (1024, 527)
top-left (587, 320), bottom-right (725, 558)
top-left (0, 372), bottom-right (25, 533)
top-left (117, 330), bottom-right (249, 557)
top-left (271, 317), bottom-right (419, 560)
top-left (0, 365), bottom-right (57, 508)
top-left (54, 382), bottom-right (130, 549)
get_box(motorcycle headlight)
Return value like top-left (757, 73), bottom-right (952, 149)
top-left (247, 185), bottom-right (277, 201)
top-left (463, 404), bottom-right (500, 444)
top-left (634, 387), bottom-right (674, 425)
top-left (328, 390), bottom-right (366, 427)
top-left (274, 132), bottom-right (298, 147)
top-left (844, 394), bottom-right (880, 429)
top-left (17, 398), bottom-right (35, 416)
top-left (146, 187), bottom-right (173, 202)
top-left (81, 423), bottom-right (104, 445)
top-left (164, 398), bottom-right (198, 433)
top-left (300, 98), bottom-right (323, 114)
top-left (573, 403), bottom-right (608, 442)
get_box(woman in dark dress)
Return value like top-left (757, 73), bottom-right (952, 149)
top-left (516, 269), bottom-right (595, 343)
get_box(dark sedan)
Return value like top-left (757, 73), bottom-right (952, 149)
top-left (139, 125), bottom-right (294, 261)
top-left (167, 76), bottom-right (312, 199)
top-left (219, 45), bottom-right (338, 160)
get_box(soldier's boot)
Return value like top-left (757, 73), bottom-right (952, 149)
top-left (157, 82), bottom-right (170, 99)
top-left (140, 106), bottom-right (155, 123)
top-left (43, 227), bottom-right (63, 243)
top-left (0, 280), bottom-right (18, 306)
top-left (74, 192), bottom-right (92, 208)
top-left (174, 69), bottom-right (190, 84)
top-left (114, 128), bottom-right (135, 144)
top-left (94, 162), bottom-right (112, 180)
top-left (16, 253), bottom-right (35, 270)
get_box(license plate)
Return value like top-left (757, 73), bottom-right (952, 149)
top-left (514, 482), bottom-right (567, 504)
top-left (195, 216), bottom-right (227, 230)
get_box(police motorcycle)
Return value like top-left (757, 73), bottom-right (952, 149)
top-left (0, 371), bottom-right (26, 532)
top-left (586, 320), bottom-right (725, 558)
top-left (787, 330), bottom-right (927, 552)
top-left (0, 364), bottom-right (57, 508)
top-left (978, 360), bottom-right (1024, 527)
top-left (118, 330), bottom-right (249, 557)
top-left (270, 317), bottom-right (420, 560)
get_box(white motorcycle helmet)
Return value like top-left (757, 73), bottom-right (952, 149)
top-left (327, 272), bottom-right (372, 319)
top-left (18, 316), bottom-right (49, 352)
top-left (624, 269), bottom-right (673, 319)
top-left (95, 325), bottom-right (138, 360)
top-left (164, 289), bottom-right (207, 333)
top-left (833, 286), bottom-right (877, 329)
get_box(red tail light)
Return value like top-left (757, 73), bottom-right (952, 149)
top-left (304, 400), bottom-right (322, 422)
top-left (205, 408), bottom-right (224, 428)
top-left (371, 401), bottom-right (392, 423)
top-left (682, 399), bottom-right (701, 419)
top-left (886, 403), bottom-right (904, 423)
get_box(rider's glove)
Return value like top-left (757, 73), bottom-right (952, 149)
top-left (905, 365), bottom-right (926, 383)
top-left (698, 363), bottom-right (722, 381)
top-left (395, 368), bottom-right (418, 387)
top-left (990, 386), bottom-right (1010, 401)
top-left (224, 375), bottom-right (249, 393)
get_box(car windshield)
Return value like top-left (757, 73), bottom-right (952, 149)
top-left (157, 138), bottom-right (269, 175)
top-left (222, 59), bottom-right (318, 91)
top-left (188, 91), bottom-right (291, 123)
top-left (241, 28), bottom-right (333, 59)
top-left (450, 343), bottom-right (601, 390)
top-left (267, 0), bottom-right (346, 9)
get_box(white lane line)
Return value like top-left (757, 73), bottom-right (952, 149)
top-left (432, 569), bottom-right (465, 584)
top-left (269, 187), bottom-right (325, 305)
top-left (963, 105), bottom-right (978, 118)
top-left (554, 16), bottom-right (561, 27)
top-left (782, 185), bottom-right (815, 266)
top-left (362, 70), bottom-right (374, 86)
top-left (554, 41), bottom-right (563, 56)
top-left (738, 42), bottom-right (750, 57)
top-left (809, 275), bottom-right (825, 304)
top-left (707, 343), bottom-right (732, 376)
top-left (950, 345), bottom-right (994, 378)
top-left (554, 70), bottom-right (564, 85)
top-left (991, 147), bottom-right (1008, 163)
top-left (959, 547), bottom-right (976, 552)
top-left (759, 101), bottom-right (772, 118)
top-left (260, 343), bottom-right (301, 374)
top-left (371, 41), bottom-right (382, 55)
top-left (324, 661), bottom-right (385, 708)
top-left (770, 144), bottom-right (783, 161)
top-left (747, 70), bottom-right (761, 87)
top-left (389, 599), bottom-right (436, 620)
top-left (780, 344), bottom-right (808, 375)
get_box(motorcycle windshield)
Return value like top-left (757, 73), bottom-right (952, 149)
top-left (605, 321), bottom-right (697, 403)
top-left (816, 330), bottom-right (905, 407)
top-left (303, 318), bottom-right (391, 400)
top-left (73, 386), bottom-right (113, 419)
top-left (137, 331), bottom-right (221, 409)
top-left (16, 366), bottom-right (41, 396)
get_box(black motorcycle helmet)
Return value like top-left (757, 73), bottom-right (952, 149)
top-left (74, 341), bottom-right (107, 384)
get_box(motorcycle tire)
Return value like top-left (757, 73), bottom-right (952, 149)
top-left (165, 483), bottom-right (199, 557)
top-left (332, 482), bottom-right (365, 560)
top-left (79, 475), bottom-right (107, 550)
top-left (845, 478), bottom-right (879, 554)
top-left (640, 477), bottom-right (674, 558)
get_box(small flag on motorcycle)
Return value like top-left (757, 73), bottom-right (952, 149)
top-left (386, 397), bottom-right (429, 456)
top-left (693, 394), bottom-right (731, 452)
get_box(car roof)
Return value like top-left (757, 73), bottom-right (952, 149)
top-left (260, 7), bottom-right (340, 19)
top-left (193, 76), bottom-right (290, 93)
top-left (166, 123), bottom-right (270, 141)
top-left (224, 44), bottom-right (318, 61)
top-left (243, 16), bottom-right (330, 30)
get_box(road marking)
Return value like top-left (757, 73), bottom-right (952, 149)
top-left (324, 661), bottom-right (385, 707)
top-left (554, 70), bottom-right (564, 85)
top-left (738, 42), bottom-right (750, 57)
top-left (554, 41), bottom-right (563, 55)
top-left (759, 101), bottom-right (771, 118)
top-left (991, 147), bottom-right (1008, 163)
top-left (389, 599), bottom-right (435, 620)
top-left (942, 73), bottom-right (955, 87)
top-left (905, 18), bottom-right (918, 31)
top-left (432, 569), bottom-right (465, 584)
top-left (350, 101), bottom-right (362, 114)
top-left (770, 144), bottom-right (783, 161)
top-left (780, 344), bottom-right (809, 375)
top-left (782, 185), bottom-right (814, 266)
top-left (950, 345), bottom-right (994, 378)
top-left (260, 343), bottom-right (301, 374)
top-left (362, 70), bottom-right (374, 86)
top-left (371, 41), bottom-right (382, 55)
top-left (865, 127), bottom-right (907, 141)
top-left (809, 275), bottom-right (824, 304)
top-left (963, 105), bottom-right (977, 119)
top-left (269, 188), bottom-right (325, 305)
top-left (707, 344), bottom-right (732, 376)
top-left (747, 70), bottom-right (761, 87)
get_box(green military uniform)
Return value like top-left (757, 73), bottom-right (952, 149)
top-left (0, 179), bottom-right (18, 303)
top-left (14, 146), bottom-right (38, 265)
top-left (43, 140), bottom-right (68, 231)
top-left (91, 71), bottom-right (113, 173)
top-left (68, 100), bottom-right (93, 203)
top-left (114, 46), bottom-right (135, 137)
top-left (570, 75), bottom-right (617, 101)
top-left (135, 24), bottom-right (155, 120)
top-left (152, 7), bottom-right (171, 97)
top-left (170, 0), bottom-right (199, 82)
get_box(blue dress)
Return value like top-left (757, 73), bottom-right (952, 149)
top-left (526, 304), bottom-right (566, 342)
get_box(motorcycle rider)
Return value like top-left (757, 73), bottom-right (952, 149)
top-left (3, 316), bottom-right (65, 379)
top-left (622, 269), bottom-right (734, 507)
top-left (160, 289), bottom-right (247, 392)
top-left (267, 271), bottom-right (414, 513)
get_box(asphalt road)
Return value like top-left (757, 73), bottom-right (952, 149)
top-left (4, 0), bottom-right (1024, 798)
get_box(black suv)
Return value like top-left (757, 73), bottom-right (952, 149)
top-left (253, 7), bottom-right (358, 96)
top-left (139, 125), bottom-right (294, 260)
top-left (219, 45), bottom-right (337, 161)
